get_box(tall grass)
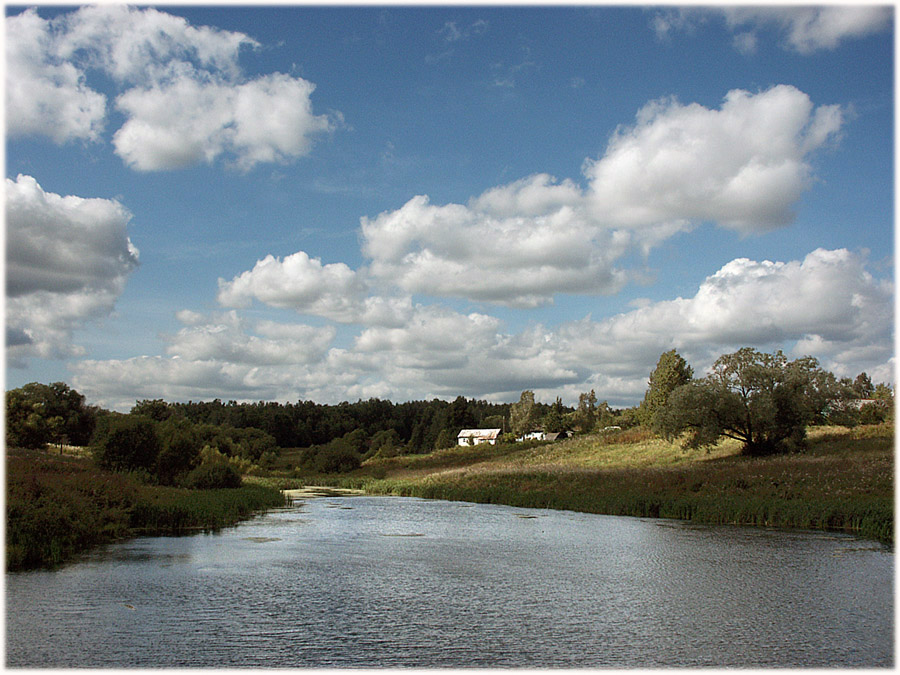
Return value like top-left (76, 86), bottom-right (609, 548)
top-left (350, 424), bottom-right (894, 544)
top-left (7, 449), bottom-right (285, 571)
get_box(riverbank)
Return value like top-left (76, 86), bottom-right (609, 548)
top-left (6, 448), bottom-right (286, 571)
top-left (292, 424), bottom-right (894, 545)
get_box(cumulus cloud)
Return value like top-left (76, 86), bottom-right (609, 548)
top-left (585, 85), bottom-right (843, 233)
top-left (216, 251), bottom-right (413, 326)
top-left (72, 249), bottom-right (892, 411)
top-left (6, 5), bottom-right (336, 170)
top-left (653, 6), bottom-right (891, 54)
top-left (216, 86), bottom-right (842, 314)
top-left (354, 85), bottom-right (842, 306)
top-left (6, 175), bottom-right (140, 364)
top-left (166, 310), bottom-right (336, 365)
top-left (5, 9), bottom-right (107, 143)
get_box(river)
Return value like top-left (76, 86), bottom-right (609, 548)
top-left (6, 495), bottom-right (893, 667)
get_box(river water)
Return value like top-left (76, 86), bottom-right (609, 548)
top-left (6, 495), bottom-right (893, 668)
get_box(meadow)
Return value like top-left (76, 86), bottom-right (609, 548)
top-left (284, 424), bottom-right (894, 545)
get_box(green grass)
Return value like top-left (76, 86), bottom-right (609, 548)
top-left (290, 424), bottom-right (894, 545)
top-left (6, 448), bottom-right (286, 571)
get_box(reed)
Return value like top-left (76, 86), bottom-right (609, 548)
top-left (6, 448), bottom-right (285, 571)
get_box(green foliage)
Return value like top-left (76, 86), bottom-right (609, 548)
top-left (155, 418), bottom-right (202, 484)
top-left (639, 349), bottom-right (693, 427)
top-left (6, 382), bottom-right (97, 449)
top-left (184, 461), bottom-right (243, 489)
top-left (7, 448), bottom-right (284, 570)
top-left (655, 347), bottom-right (846, 456)
top-left (131, 398), bottom-right (173, 421)
top-left (542, 397), bottom-right (569, 433)
top-left (367, 428), bottom-right (401, 458)
top-left (510, 390), bottom-right (537, 437)
top-left (574, 390), bottom-right (598, 433)
top-left (434, 428), bottom-right (457, 450)
top-left (93, 415), bottom-right (162, 472)
top-left (312, 442), bottom-right (362, 473)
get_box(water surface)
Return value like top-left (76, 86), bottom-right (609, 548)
top-left (6, 496), bottom-right (893, 667)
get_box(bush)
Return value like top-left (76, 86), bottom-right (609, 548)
top-left (93, 415), bottom-right (161, 473)
top-left (184, 462), bottom-right (243, 489)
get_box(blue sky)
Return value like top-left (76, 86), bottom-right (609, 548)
top-left (5, 4), bottom-right (894, 411)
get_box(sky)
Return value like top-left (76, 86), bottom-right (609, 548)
top-left (4, 3), bottom-right (895, 412)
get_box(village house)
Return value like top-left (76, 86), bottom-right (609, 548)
top-left (457, 428), bottom-right (502, 446)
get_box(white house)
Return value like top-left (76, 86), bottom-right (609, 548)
top-left (457, 428), bottom-right (502, 446)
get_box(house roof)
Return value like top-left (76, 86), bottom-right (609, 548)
top-left (457, 428), bottom-right (502, 439)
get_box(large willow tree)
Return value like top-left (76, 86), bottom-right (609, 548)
top-left (654, 347), bottom-right (847, 456)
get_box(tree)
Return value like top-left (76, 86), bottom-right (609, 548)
top-left (542, 397), bottom-right (568, 433)
top-left (6, 382), bottom-right (97, 449)
top-left (850, 372), bottom-right (875, 399)
top-left (575, 390), bottom-right (598, 433)
top-left (510, 390), bottom-right (537, 437)
top-left (639, 350), bottom-right (693, 427)
top-left (654, 347), bottom-right (843, 456)
top-left (94, 415), bottom-right (162, 472)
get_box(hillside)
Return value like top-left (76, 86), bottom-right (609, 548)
top-left (275, 424), bottom-right (894, 544)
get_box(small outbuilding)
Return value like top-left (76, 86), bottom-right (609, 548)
top-left (457, 429), bottom-right (502, 446)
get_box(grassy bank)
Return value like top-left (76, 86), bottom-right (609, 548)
top-left (6, 448), bottom-right (286, 571)
top-left (297, 425), bottom-right (895, 545)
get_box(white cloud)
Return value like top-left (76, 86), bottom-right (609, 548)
top-left (723, 6), bottom-right (892, 54)
top-left (113, 73), bottom-right (335, 171)
top-left (584, 85), bottom-right (843, 233)
top-left (6, 5), bottom-right (336, 171)
top-left (216, 251), bottom-right (413, 326)
top-left (71, 249), bottom-right (892, 411)
top-left (165, 310), bottom-right (336, 365)
top-left (53, 4), bottom-right (254, 85)
top-left (5, 9), bottom-right (107, 143)
top-left (361, 190), bottom-right (629, 308)
top-left (653, 6), bottom-right (891, 54)
top-left (356, 86), bottom-right (842, 306)
top-left (6, 175), bottom-right (140, 363)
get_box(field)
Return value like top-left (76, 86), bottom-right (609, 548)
top-left (293, 424), bottom-right (894, 544)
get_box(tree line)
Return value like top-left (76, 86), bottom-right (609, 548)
top-left (6, 346), bottom-right (892, 482)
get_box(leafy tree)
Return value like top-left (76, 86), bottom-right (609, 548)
top-left (852, 372), bottom-right (875, 399)
top-left (184, 461), bottom-right (242, 489)
top-left (434, 428), bottom-right (457, 450)
top-left (654, 347), bottom-right (844, 456)
top-left (6, 382), bottom-right (97, 449)
top-left (510, 390), bottom-right (537, 437)
top-left (131, 399), bottom-right (172, 422)
top-left (575, 390), bottom-right (598, 433)
top-left (542, 397), bottom-right (568, 433)
top-left (94, 415), bottom-right (161, 472)
top-left (367, 429), bottom-right (400, 458)
top-left (639, 350), bottom-right (693, 427)
top-left (155, 418), bottom-right (202, 484)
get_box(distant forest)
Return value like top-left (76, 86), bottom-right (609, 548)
top-left (131, 395), bottom-right (556, 453)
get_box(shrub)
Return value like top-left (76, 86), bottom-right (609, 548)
top-left (184, 462), bottom-right (242, 489)
top-left (93, 415), bottom-right (161, 473)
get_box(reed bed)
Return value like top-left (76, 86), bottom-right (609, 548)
top-left (7, 449), bottom-right (285, 571)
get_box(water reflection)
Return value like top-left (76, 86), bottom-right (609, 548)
top-left (6, 496), bottom-right (893, 668)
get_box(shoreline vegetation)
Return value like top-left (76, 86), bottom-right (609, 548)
top-left (262, 423), bottom-right (894, 546)
top-left (6, 448), bottom-right (286, 572)
top-left (7, 422), bottom-right (892, 572)
top-left (7, 361), bottom-right (894, 571)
